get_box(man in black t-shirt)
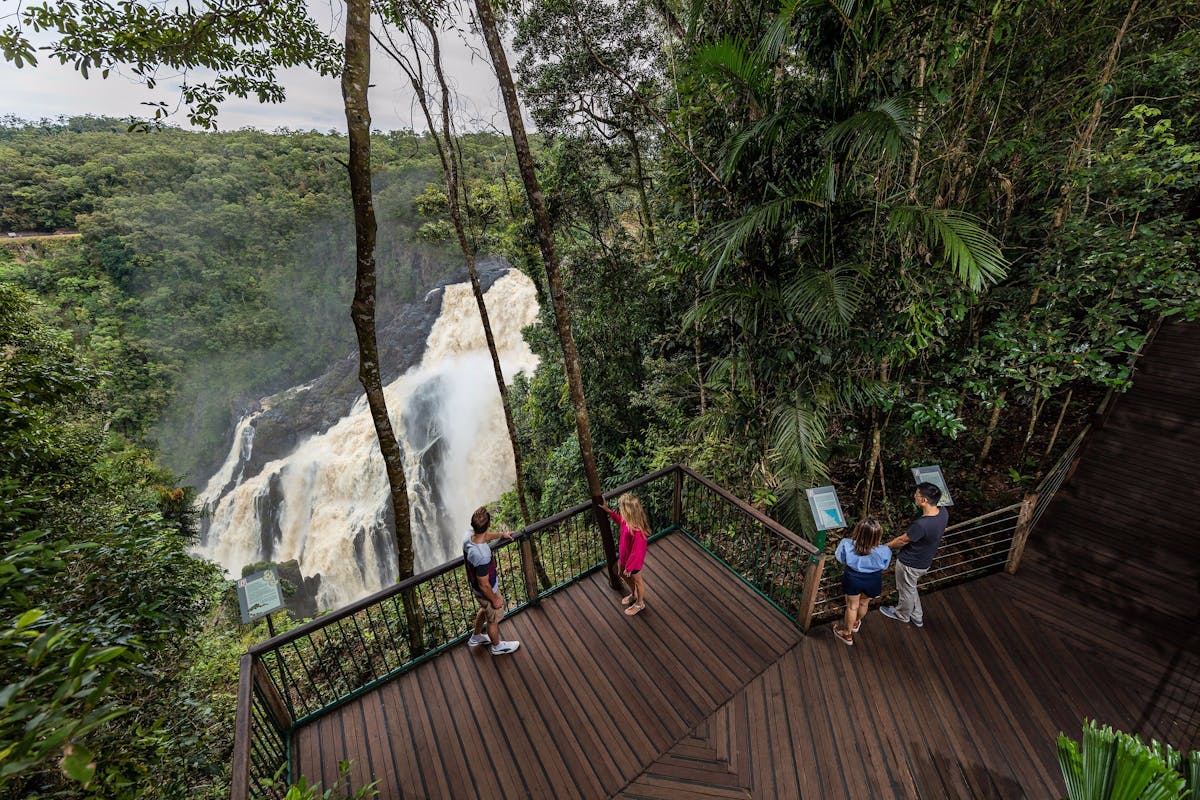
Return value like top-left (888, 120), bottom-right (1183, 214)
top-left (880, 482), bottom-right (948, 628)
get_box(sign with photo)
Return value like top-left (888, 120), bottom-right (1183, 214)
top-left (911, 465), bottom-right (954, 506)
top-left (806, 485), bottom-right (847, 531)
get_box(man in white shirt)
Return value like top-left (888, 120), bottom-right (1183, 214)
top-left (463, 506), bottom-right (520, 655)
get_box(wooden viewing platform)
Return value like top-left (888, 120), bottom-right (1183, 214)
top-left (239, 321), bottom-right (1199, 799)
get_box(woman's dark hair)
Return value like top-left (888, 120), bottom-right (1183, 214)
top-left (852, 516), bottom-right (885, 555)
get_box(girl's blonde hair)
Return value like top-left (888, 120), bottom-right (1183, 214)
top-left (851, 516), bottom-right (884, 556)
top-left (617, 493), bottom-right (651, 538)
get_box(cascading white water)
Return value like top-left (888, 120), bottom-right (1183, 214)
top-left (195, 270), bottom-right (540, 609)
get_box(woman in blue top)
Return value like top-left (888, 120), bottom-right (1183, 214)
top-left (833, 517), bottom-right (891, 646)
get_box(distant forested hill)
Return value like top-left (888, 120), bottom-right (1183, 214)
top-left (0, 117), bottom-right (513, 481)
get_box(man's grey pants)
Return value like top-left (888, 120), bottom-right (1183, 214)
top-left (894, 561), bottom-right (929, 624)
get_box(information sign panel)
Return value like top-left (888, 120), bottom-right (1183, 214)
top-left (911, 465), bottom-right (954, 506)
top-left (237, 566), bottom-right (285, 624)
top-left (806, 485), bottom-right (847, 531)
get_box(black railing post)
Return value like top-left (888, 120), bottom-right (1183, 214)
top-left (591, 496), bottom-right (622, 591)
top-left (672, 466), bottom-right (683, 528)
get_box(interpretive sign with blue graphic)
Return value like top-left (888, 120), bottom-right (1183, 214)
top-left (911, 465), bottom-right (954, 506)
top-left (236, 566), bottom-right (285, 624)
top-left (806, 485), bottom-right (847, 531)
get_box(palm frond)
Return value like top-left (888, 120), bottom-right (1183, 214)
top-left (754, 0), bottom-right (803, 65)
top-left (821, 97), bottom-right (914, 162)
top-left (794, 156), bottom-right (837, 204)
top-left (684, 283), bottom-right (784, 335)
top-left (781, 265), bottom-right (865, 336)
top-left (705, 196), bottom-right (797, 286)
top-left (723, 111), bottom-right (794, 180)
top-left (769, 396), bottom-right (830, 490)
top-left (692, 36), bottom-right (770, 105)
top-left (889, 205), bottom-right (1008, 291)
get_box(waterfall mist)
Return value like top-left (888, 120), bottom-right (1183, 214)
top-left (195, 270), bottom-right (540, 609)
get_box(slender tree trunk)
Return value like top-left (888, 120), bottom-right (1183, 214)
top-left (860, 357), bottom-right (889, 512)
top-left (343, 0), bottom-right (412, 580)
top-left (1050, 0), bottom-right (1139, 233)
top-left (474, 0), bottom-right (621, 589)
top-left (906, 44), bottom-right (929, 199)
top-left (626, 130), bottom-right (656, 250)
top-left (979, 390), bottom-right (1006, 463)
top-left (1042, 388), bottom-right (1072, 461)
top-left (417, 17), bottom-right (550, 590)
top-left (1024, 392), bottom-right (1048, 450)
top-left (343, 0), bottom-right (423, 653)
top-left (420, 18), bottom-right (533, 529)
top-left (947, 7), bottom-right (999, 206)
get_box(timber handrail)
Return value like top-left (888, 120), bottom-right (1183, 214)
top-left (811, 419), bottom-right (1096, 624)
top-left (231, 465), bottom-right (848, 797)
top-left (520, 464), bottom-right (681, 536)
top-left (945, 502), bottom-right (1023, 532)
top-left (678, 465), bottom-right (818, 554)
top-left (246, 546), bottom-right (485, 655)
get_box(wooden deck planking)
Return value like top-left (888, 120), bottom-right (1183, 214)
top-left (291, 532), bottom-right (800, 798)
top-left (286, 321), bottom-right (1198, 799)
top-left (622, 323), bottom-right (1198, 800)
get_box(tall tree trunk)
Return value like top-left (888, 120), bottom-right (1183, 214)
top-left (1042, 388), bottom-right (1073, 462)
top-left (343, 0), bottom-right (412, 580)
top-left (474, 0), bottom-right (620, 589)
top-left (626, 129), bottom-right (656, 250)
top-left (906, 43), bottom-right (929, 200)
top-left (414, 15), bottom-right (550, 589)
top-left (859, 357), bottom-right (890, 512)
top-left (420, 17), bottom-right (533, 530)
top-left (343, 0), bottom-right (423, 653)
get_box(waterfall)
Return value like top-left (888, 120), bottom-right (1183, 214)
top-left (195, 270), bottom-right (540, 609)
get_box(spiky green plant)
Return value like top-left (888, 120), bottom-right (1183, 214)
top-left (1057, 720), bottom-right (1191, 800)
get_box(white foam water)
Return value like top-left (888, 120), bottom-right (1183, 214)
top-left (194, 270), bottom-right (540, 609)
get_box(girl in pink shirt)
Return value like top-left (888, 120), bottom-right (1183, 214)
top-left (603, 493), bottom-right (650, 616)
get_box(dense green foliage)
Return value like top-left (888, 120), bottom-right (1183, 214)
top-left (2, 1), bottom-right (1199, 795)
top-left (0, 118), bottom-right (514, 797)
top-left (496, 0), bottom-right (1200, 533)
top-left (0, 119), bottom-right (512, 480)
top-left (0, 282), bottom-right (246, 797)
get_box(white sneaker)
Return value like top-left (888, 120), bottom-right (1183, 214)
top-left (467, 634), bottom-right (492, 647)
top-left (490, 640), bottom-right (520, 655)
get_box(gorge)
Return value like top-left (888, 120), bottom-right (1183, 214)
top-left (194, 264), bottom-right (540, 609)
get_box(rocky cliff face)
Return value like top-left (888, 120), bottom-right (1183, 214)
top-left (202, 257), bottom-right (513, 511)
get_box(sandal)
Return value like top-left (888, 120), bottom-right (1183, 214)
top-left (621, 594), bottom-right (634, 606)
top-left (624, 602), bottom-right (645, 616)
top-left (833, 625), bottom-right (854, 646)
top-left (852, 620), bottom-right (862, 634)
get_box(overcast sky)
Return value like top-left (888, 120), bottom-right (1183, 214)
top-left (0, 7), bottom-right (510, 133)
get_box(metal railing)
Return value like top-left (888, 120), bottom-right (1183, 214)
top-left (231, 465), bottom-right (688, 799)
top-left (677, 468), bottom-right (822, 624)
top-left (231, 453), bottom-right (1079, 797)
top-left (811, 429), bottom-right (1090, 624)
